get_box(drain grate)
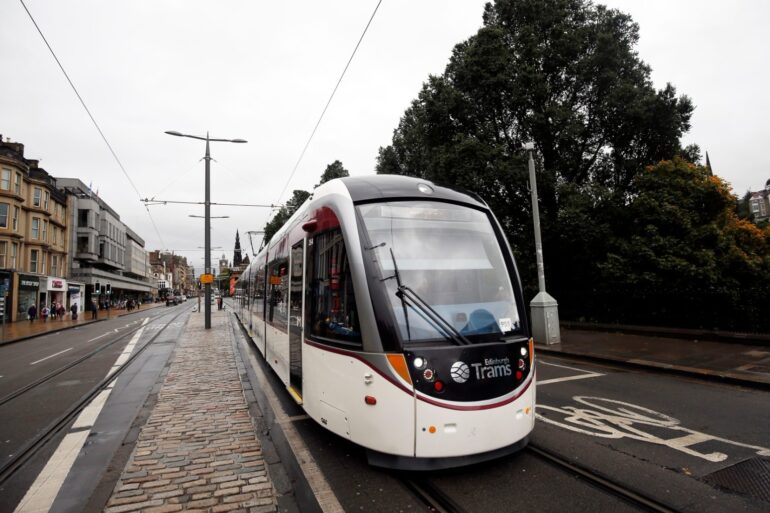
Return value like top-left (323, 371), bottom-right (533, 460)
top-left (703, 457), bottom-right (770, 503)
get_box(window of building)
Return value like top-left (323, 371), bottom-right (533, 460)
top-left (78, 209), bottom-right (89, 227)
top-left (30, 249), bottom-right (39, 273)
top-left (31, 218), bottom-right (39, 239)
top-left (1, 169), bottom-right (10, 190)
top-left (11, 243), bottom-right (17, 268)
top-left (33, 188), bottom-right (41, 207)
top-left (99, 241), bottom-right (105, 258)
top-left (77, 236), bottom-right (89, 253)
top-left (43, 191), bottom-right (49, 210)
top-left (51, 255), bottom-right (58, 276)
top-left (40, 251), bottom-right (46, 274)
top-left (42, 220), bottom-right (48, 242)
top-left (0, 242), bottom-right (6, 267)
top-left (0, 204), bottom-right (8, 228)
top-left (12, 206), bottom-right (19, 231)
top-left (307, 228), bottom-right (361, 346)
top-left (14, 173), bottom-right (21, 195)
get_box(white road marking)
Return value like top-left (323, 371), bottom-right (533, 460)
top-left (536, 396), bottom-right (770, 462)
top-left (537, 359), bottom-right (604, 385)
top-left (14, 326), bottom-right (146, 513)
top-left (87, 333), bottom-right (110, 342)
top-left (30, 348), bottom-right (73, 365)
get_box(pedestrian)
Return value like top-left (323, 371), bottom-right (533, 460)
top-left (90, 301), bottom-right (98, 319)
top-left (27, 303), bottom-right (37, 322)
top-left (71, 303), bottom-right (78, 320)
top-left (41, 304), bottom-right (49, 322)
top-left (58, 303), bottom-right (65, 319)
top-left (50, 302), bottom-right (57, 320)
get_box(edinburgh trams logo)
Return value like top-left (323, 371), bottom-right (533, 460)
top-left (450, 361), bottom-right (470, 383)
top-left (451, 357), bottom-right (513, 383)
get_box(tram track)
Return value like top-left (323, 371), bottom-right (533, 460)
top-left (0, 308), bottom-right (178, 408)
top-left (0, 306), bottom-right (191, 486)
top-left (397, 443), bottom-right (681, 513)
top-left (526, 443), bottom-right (680, 513)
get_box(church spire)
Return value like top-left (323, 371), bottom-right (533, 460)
top-left (233, 230), bottom-right (242, 267)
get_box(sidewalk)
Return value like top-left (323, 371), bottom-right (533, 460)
top-left (0, 303), bottom-right (165, 346)
top-left (536, 326), bottom-right (770, 389)
top-left (103, 307), bottom-right (277, 513)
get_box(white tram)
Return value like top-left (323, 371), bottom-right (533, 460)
top-left (234, 175), bottom-right (535, 470)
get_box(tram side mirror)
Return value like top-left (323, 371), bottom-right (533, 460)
top-left (302, 219), bottom-right (317, 233)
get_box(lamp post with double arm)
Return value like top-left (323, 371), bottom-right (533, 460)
top-left (165, 131), bottom-right (247, 329)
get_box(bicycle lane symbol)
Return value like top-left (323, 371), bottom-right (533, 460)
top-left (536, 396), bottom-right (770, 462)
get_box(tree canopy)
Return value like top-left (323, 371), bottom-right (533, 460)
top-left (375, 0), bottom-right (768, 331)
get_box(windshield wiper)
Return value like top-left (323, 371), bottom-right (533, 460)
top-left (387, 250), bottom-right (471, 346)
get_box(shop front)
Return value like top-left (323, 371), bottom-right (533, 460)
top-left (0, 271), bottom-right (12, 323)
top-left (68, 282), bottom-right (84, 312)
top-left (17, 275), bottom-right (39, 321)
top-left (41, 277), bottom-right (67, 310)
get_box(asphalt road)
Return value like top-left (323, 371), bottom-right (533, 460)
top-left (232, 311), bottom-right (770, 513)
top-left (0, 302), bottom-right (191, 513)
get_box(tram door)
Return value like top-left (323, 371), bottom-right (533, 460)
top-left (288, 241), bottom-right (305, 396)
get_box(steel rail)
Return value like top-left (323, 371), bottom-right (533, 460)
top-left (0, 307), bottom-right (181, 407)
top-left (0, 306), bottom-right (190, 485)
top-left (527, 444), bottom-right (681, 513)
top-left (401, 477), bottom-right (471, 513)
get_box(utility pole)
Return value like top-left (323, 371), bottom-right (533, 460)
top-left (524, 142), bottom-right (560, 344)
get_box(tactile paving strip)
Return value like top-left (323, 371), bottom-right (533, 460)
top-left (703, 457), bottom-right (770, 503)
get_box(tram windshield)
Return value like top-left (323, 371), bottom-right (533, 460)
top-left (358, 201), bottom-right (522, 345)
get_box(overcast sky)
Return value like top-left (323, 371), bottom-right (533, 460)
top-left (2, 1), bottom-right (768, 274)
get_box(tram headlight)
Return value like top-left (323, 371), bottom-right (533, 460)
top-left (413, 357), bottom-right (426, 369)
top-left (520, 346), bottom-right (528, 357)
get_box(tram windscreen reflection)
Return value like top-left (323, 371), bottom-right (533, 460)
top-left (358, 201), bottom-right (521, 344)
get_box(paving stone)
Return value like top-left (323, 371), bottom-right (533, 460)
top-left (103, 310), bottom-right (276, 512)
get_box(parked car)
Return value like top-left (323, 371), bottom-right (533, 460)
top-left (166, 297), bottom-right (178, 306)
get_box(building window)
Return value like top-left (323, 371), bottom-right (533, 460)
top-left (11, 243), bottom-right (17, 269)
top-left (30, 249), bottom-right (39, 273)
top-left (41, 251), bottom-right (46, 274)
top-left (0, 242), bottom-right (6, 267)
top-left (0, 204), bottom-right (8, 228)
top-left (33, 188), bottom-right (41, 207)
top-left (78, 209), bottom-right (89, 227)
top-left (42, 220), bottom-right (48, 242)
top-left (51, 255), bottom-right (58, 276)
top-left (14, 173), bottom-right (21, 195)
top-left (77, 236), bottom-right (89, 253)
top-left (12, 206), bottom-right (19, 231)
top-left (43, 191), bottom-right (50, 210)
top-left (31, 218), bottom-right (39, 239)
top-left (1, 169), bottom-right (10, 190)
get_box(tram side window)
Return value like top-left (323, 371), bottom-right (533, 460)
top-left (307, 228), bottom-right (361, 346)
top-left (268, 257), bottom-right (289, 331)
top-left (254, 264), bottom-right (266, 320)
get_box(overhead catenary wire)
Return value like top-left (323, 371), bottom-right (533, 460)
top-left (274, 0), bottom-right (383, 206)
top-left (19, 0), bottom-right (167, 250)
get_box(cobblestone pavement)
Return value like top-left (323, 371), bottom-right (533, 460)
top-left (104, 309), bottom-right (277, 513)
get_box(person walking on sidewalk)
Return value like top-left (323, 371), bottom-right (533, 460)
top-left (58, 303), bottom-right (65, 320)
top-left (71, 303), bottom-right (78, 320)
top-left (90, 301), bottom-right (98, 319)
top-left (50, 302), bottom-right (57, 320)
top-left (27, 303), bottom-right (37, 323)
top-left (41, 305), bottom-right (49, 322)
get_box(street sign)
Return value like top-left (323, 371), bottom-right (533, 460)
top-left (200, 273), bottom-right (215, 284)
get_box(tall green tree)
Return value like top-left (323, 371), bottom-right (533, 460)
top-left (376, 0), bottom-right (694, 303)
top-left (316, 160), bottom-right (349, 187)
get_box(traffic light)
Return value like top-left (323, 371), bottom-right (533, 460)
top-left (105, 284), bottom-right (112, 295)
top-left (94, 282), bottom-right (101, 294)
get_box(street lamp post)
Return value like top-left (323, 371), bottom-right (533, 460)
top-left (166, 131), bottom-right (246, 329)
top-left (524, 142), bottom-right (560, 345)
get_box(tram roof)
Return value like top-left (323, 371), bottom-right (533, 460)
top-left (339, 175), bottom-right (487, 209)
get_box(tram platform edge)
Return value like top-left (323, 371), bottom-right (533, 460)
top-left (536, 326), bottom-right (770, 390)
